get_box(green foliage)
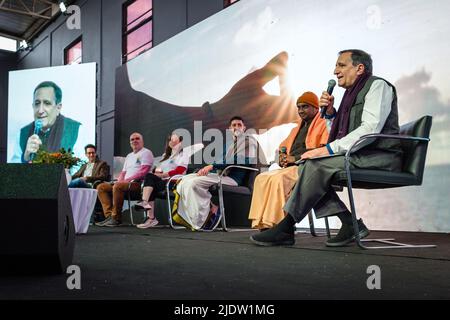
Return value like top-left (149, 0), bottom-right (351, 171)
top-left (32, 148), bottom-right (83, 169)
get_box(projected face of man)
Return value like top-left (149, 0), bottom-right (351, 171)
top-left (32, 86), bottom-right (62, 131)
top-left (229, 119), bottom-right (246, 137)
top-left (130, 133), bottom-right (144, 153)
top-left (334, 51), bottom-right (365, 89)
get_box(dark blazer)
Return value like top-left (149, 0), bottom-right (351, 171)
top-left (72, 159), bottom-right (109, 183)
top-left (19, 115), bottom-right (81, 163)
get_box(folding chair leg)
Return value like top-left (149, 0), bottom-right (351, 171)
top-left (218, 178), bottom-right (227, 231)
top-left (295, 211), bottom-right (332, 238)
top-left (128, 197), bottom-right (135, 226)
top-left (344, 161), bottom-right (436, 249)
top-left (217, 179), bottom-right (253, 232)
top-left (324, 216), bottom-right (331, 238)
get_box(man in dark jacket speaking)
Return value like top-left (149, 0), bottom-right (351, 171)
top-left (11, 81), bottom-right (81, 163)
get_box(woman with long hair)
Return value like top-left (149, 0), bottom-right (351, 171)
top-left (135, 133), bottom-right (188, 228)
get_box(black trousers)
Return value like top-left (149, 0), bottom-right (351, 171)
top-left (143, 173), bottom-right (167, 201)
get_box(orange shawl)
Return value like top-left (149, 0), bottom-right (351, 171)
top-left (279, 112), bottom-right (329, 154)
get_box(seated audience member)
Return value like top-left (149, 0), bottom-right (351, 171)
top-left (96, 132), bottom-right (154, 227)
top-left (68, 144), bottom-right (109, 188)
top-left (174, 116), bottom-right (257, 230)
top-left (251, 49), bottom-right (403, 247)
top-left (248, 92), bottom-right (329, 230)
top-left (135, 133), bottom-right (189, 229)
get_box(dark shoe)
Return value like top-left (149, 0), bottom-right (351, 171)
top-left (95, 216), bottom-right (112, 226)
top-left (203, 207), bottom-right (221, 230)
top-left (103, 218), bottom-right (122, 227)
top-left (250, 226), bottom-right (295, 246)
top-left (325, 219), bottom-right (370, 247)
top-left (93, 212), bottom-right (105, 223)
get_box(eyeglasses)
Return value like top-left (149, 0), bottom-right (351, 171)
top-left (297, 104), bottom-right (311, 111)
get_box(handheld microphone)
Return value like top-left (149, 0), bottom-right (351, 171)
top-left (320, 79), bottom-right (336, 118)
top-left (34, 119), bottom-right (43, 135)
top-left (30, 119), bottom-right (43, 161)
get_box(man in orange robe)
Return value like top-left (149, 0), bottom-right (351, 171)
top-left (248, 91), bottom-right (329, 230)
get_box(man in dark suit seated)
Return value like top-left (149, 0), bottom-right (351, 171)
top-left (69, 144), bottom-right (109, 188)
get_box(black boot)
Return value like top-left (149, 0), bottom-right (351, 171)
top-left (250, 215), bottom-right (295, 246)
top-left (325, 219), bottom-right (370, 247)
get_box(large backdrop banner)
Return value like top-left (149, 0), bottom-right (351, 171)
top-left (114, 0), bottom-right (450, 232)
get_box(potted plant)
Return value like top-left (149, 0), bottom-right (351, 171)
top-left (32, 148), bottom-right (83, 183)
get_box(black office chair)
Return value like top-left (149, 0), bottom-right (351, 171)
top-left (323, 115), bottom-right (436, 249)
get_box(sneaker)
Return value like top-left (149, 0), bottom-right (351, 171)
top-left (325, 219), bottom-right (370, 247)
top-left (103, 218), bottom-right (122, 227)
top-left (134, 201), bottom-right (152, 210)
top-left (137, 218), bottom-right (159, 229)
top-left (250, 226), bottom-right (295, 246)
top-left (95, 216), bottom-right (112, 226)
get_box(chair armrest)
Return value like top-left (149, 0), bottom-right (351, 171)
top-left (163, 174), bottom-right (185, 195)
top-left (92, 180), bottom-right (104, 189)
top-left (345, 133), bottom-right (430, 160)
top-left (218, 165), bottom-right (260, 179)
top-left (127, 179), bottom-right (142, 191)
top-left (166, 174), bottom-right (185, 185)
top-left (342, 133), bottom-right (431, 179)
top-left (218, 166), bottom-right (260, 188)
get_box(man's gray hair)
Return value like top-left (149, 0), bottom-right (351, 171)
top-left (34, 81), bottom-right (62, 104)
top-left (339, 49), bottom-right (373, 74)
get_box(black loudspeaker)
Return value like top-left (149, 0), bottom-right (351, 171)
top-left (0, 164), bottom-right (75, 274)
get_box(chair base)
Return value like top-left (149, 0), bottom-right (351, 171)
top-left (357, 238), bottom-right (437, 249)
top-left (307, 210), bottom-right (436, 249)
top-left (223, 227), bottom-right (254, 232)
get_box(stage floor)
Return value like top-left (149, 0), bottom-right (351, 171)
top-left (1, 225), bottom-right (449, 300)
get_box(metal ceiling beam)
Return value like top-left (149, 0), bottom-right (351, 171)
top-left (0, 0), bottom-right (75, 42)
top-left (0, 0), bottom-right (57, 20)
